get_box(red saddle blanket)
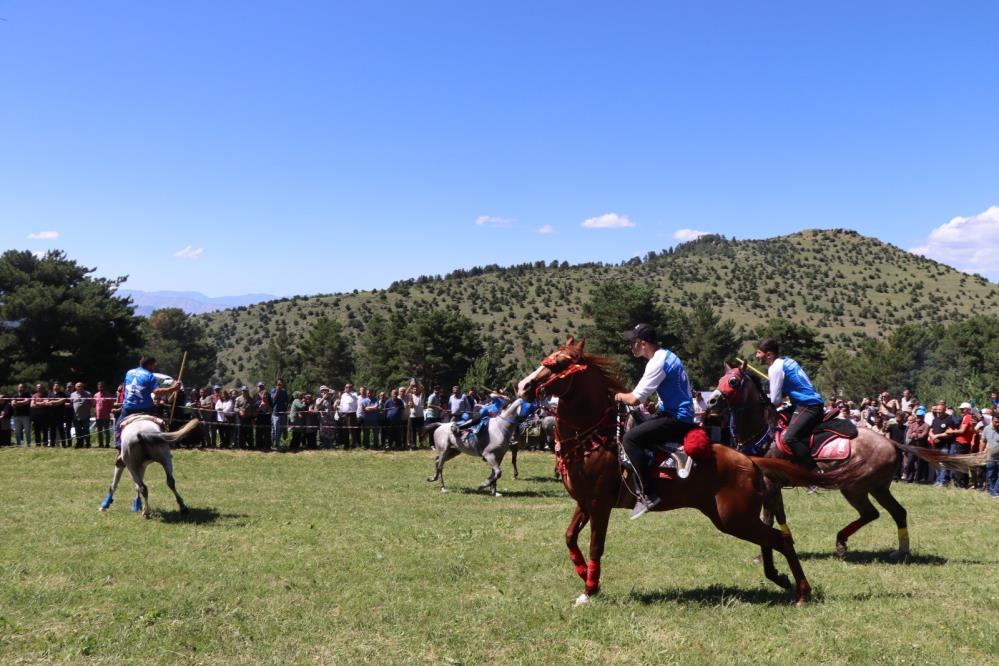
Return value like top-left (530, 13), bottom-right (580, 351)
top-left (774, 422), bottom-right (855, 461)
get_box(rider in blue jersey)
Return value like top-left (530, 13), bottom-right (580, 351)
top-left (755, 338), bottom-right (825, 469)
top-left (454, 390), bottom-right (510, 435)
top-left (614, 323), bottom-right (696, 520)
top-left (114, 356), bottom-right (182, 448)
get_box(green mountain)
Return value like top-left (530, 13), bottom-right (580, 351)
top-left (199, 229), bottom-right (999, 383)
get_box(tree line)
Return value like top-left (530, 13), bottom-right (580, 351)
top-left (2, 250), bottom-right (997, 406)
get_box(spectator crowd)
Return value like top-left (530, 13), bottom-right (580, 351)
top-left (2, 377), bottom-right (997, 497)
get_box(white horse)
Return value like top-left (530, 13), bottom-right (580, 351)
top-left (424, 398), bottom-right (537, 495)
top-left (100, 416), bottom-right (199, 518)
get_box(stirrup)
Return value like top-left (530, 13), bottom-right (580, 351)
top-left (672, 451), bottom-right (693, 479)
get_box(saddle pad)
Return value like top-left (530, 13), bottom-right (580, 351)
top-left (814, 437), bottom-right (851, 461)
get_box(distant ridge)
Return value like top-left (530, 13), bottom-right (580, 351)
top-left (197, 229), bottom-right (999, 381)
top-left (119, 290), bottom-right (279, 316)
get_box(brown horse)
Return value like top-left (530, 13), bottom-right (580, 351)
top-left (517, 338), bottom-right (866, 606)
top-left (708, 363), bottom-right (911, 561)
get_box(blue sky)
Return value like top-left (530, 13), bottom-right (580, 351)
top-left (3, 1), bottom-right (998, 296)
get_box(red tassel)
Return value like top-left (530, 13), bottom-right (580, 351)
top-left (683, 427), bottom-right (713, 460)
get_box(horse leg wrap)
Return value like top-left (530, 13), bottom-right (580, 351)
top-left (568, 547), bottom-right (587, 579)
top-left (585, 561), bottom-right (601, 595)
top-left (898, 527), bottom-right (910, 552)
top-left (838, 520), bottom-right (863, 542)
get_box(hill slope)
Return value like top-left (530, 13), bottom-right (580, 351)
top-left (199, 229), bottom-right (999, 382)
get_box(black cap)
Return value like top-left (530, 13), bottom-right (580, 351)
top-left (622, 323), bottom-right (657, 344)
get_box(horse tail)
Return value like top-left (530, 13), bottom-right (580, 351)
top-left (893, 442), bottom-right (987, 475)
top-left (421, 422), bottom-right (443, 436)
top-left (138, 419), bottom-right (200, 446)
top-left (750, 455), bottom-right (868, 490)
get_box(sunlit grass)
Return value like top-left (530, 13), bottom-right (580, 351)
top-left (0, 447), bottom-right (996, 663)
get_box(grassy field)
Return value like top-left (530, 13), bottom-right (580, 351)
top-left (1, 447), bottom-right (996, 664)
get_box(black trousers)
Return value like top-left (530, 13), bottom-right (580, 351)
top-left (784, 404), bottom-right (824, 466)
top-left (622, 413), bottom-right (694, 495)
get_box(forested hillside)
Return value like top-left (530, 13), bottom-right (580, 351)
top-left (200, 228), bottom-right (999, 387)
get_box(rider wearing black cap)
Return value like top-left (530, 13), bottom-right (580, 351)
top-left (614, 323), bottom-right (696, 519)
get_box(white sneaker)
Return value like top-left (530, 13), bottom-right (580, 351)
top-left (629, 496), bottom-right (660, 520)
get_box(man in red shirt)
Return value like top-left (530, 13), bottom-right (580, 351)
top-left (945, 402), bottom-right (975, 488)
top-left (93, 382), bottom-right (115, 448)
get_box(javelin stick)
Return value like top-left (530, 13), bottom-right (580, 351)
top-left (169, 350), bottom-right (188, 428)
top-left (735, 357), bottom-right (769, 381)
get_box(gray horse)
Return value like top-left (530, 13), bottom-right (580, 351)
top-left (101, 416), bottom-right (199, 518)
top-left (424, 398), bottom-right (536, 495)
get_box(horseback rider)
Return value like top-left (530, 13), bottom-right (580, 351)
top-left (114, 356), bottom-right (182, 449)
top-left (614, 323), bottom-right (696, 520)
top-left (754, 337), bottom-right (824, 469)
top-left (454, 389), bottom-right (510, 438)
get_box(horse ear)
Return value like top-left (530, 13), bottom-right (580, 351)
top-left (578, 337), bottom-right (586, 354)
top-left (740, 359), bottom-right (748, 371)
top-left (724, 362), bottom-right (731, 372)
top-left (565, 335), bottom-right (575, 347)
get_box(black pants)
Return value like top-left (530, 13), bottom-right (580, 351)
top-left (622, 413), bottom-right (694, 496)
top-left (74, 418), bottom-right (91, 447)
top-left (784, 404), bottom-right (824, 467)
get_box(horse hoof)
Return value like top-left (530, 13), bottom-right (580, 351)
top-left (752, 554), bottom-right (764, 565)
top-left (179, 505), bottom-right (190, 515)
top-left (835, 541), bottom-right (848, 558)
top-left (142, 512), bottom-right (151, 520)
top-left (794, 597), bottom-right (808, 607)
top-left (440, 488), bottom-right (448, 494)
top-left (776, 574), bottom-right (793, 589)
top-left (574, 593), bottom-right (590, 607)
top-left (888, 550), bottom-right (909, 564)
top-left (493, 492), bottom-right (502, 497)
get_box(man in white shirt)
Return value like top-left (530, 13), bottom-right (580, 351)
top-left (338, 383), bottom-right (359, 449)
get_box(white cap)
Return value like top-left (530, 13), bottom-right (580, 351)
top-left (958, 402), bottom-right (972, 410)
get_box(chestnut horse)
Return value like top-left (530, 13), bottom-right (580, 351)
top-left (708, 363), bottom-right (911, 561)
top-left (517, 338), bottom-right (866, 606)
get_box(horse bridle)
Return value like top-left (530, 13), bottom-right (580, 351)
top-left (532, 351), bottom-right (616, 449)
top-left (721, 368), bottom-right (773, 453)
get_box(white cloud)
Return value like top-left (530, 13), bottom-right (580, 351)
top-left (673, 228), bottom-right (711, 242)
top-left (474, 215), bottom-right (514, 228)
top-left (581, 212), bottom-right (635, 229)
top-left (27, 230), bottom-right (59, 240)
top-left (174, 245), bottom-right (204, 260)
top-left (31, 250), bottom-right (45, 259)
top-left (912, 205), bottom-right (999, 277)
top-left (536, 224), bottom-right (554, 235)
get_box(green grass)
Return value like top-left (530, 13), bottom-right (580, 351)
top-left (1, 447), bottom-right (996, 664)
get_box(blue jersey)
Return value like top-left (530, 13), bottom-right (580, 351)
top-left (479, 395), bottom-right (507, 418)
top-left (122, 367), bottom-right (158, 410)
top-left (769, 357), bottom-right (823, 407)
top-left (633, 348), bottom-right (694, 423)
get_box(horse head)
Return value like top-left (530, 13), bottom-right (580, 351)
top-left (517, 336), bottom-right (588, 401)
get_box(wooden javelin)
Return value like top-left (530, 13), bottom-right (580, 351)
top-left (169, 350), bottom-right (188, 428)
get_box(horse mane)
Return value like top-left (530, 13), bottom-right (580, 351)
top-left (744, 367), bottom-right (765, 397)
top-left (581, 353), bottom-right (629, 395)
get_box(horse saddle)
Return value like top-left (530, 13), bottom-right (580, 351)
top-left (644, 444), bottom-right (694, 480)
top-left (118, 414), bottom-right (167, 431)
top-left (775, 419), bottom-right (858, 461)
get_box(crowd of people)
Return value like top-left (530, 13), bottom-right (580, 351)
top-left (0, 378), bottom-right (520, 453)
top-left (2, 375), bottom-right (997, 498)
